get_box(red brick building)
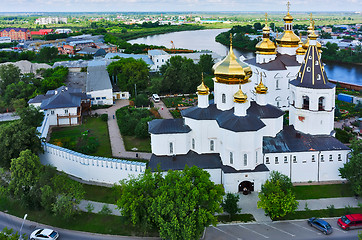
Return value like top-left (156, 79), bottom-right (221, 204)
top-left (31, 29), bottom-right (53, 36)
top-left (1, 28), bottom-right (32, 41)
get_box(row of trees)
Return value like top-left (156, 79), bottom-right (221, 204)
top-left (322, 42), bottom-right (362, 64)
top-left (0, 64), bottom-right (68, 112)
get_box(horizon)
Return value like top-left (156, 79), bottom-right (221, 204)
top-left (0, 0), bottom-right (361, 13)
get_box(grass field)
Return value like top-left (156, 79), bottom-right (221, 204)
top-left (50, 116), bottom-right (112, 157)
top-left (293, 184), bottom-right (354, 200)
top-left (123, 135), bottom-right (151, 153)
top-left (278, 206), bottom-right (362, 221)
top-left (0, 196), bottom-right (158, 237)
top-left (83, 183), bottom-right (118, 204)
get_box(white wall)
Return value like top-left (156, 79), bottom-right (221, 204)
top-left (40, 143), bottom-right (146, 184)
top-left (222, 171), bottom-right (269, 193)
top-left (260, 116), bottom-right (283, 137)
top-left (88, 89), bottom-right (113, 105)
top-left (46, 107), bottom-right (79, 126)
top-left (150, 132), bottom-right (190, 156)
top-left (113, 91), bottom-right (130, 100)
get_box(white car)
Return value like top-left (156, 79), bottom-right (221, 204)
top-left (29, 228), bottom-right (59, 240)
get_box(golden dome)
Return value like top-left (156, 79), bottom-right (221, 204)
top-left (256, 39), bottom-right (277, 55)
top-left (255, 73), bottom-right (268, 94)
top-left (214, 33), bottom-right (252, 84)
top-left (276, 31), bottom-right (300, 47)
top-left (234, 85), bottom-right (247, 103)
top-left (303, 38), bottom-right (322, 50)
top-left (256, 13), bottom-right (277, 55)
top-left (197, 73), bottom-right (209, 95)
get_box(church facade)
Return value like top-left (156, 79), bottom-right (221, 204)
top-left (148, 6), bottom-right (349, 193)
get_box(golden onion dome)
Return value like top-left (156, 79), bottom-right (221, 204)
top-left (214, 33), bottom-right (252, 84)
top-left (255, 73), bottom-right (268, 94)
top-left (256, 13), bottom-right (277, 55)
top-left (256, 39), bottom-right (277, 55)
top-left (296, 46), bottom-right (306, 55)
top-left (234, 86), bottom-right (247, 103)
top-left (276, 31), bottom-right (300, 47)
top-left (197, 73), bottom-right (209, 95)
top-left (283, 12), bottom-right (293, 22)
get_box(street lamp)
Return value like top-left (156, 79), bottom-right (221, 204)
top-left (18, 213), bottom-right (27, 240)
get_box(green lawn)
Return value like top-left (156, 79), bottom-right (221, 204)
top-left (123, 136), bottom-right (151, 153)
top-left (50, 116), bottom-right (112, 157)
top-left (277, 207), bottom-right (362, 221)
top-left (82, 184), bottom-right (118, 204)
top-left (293, 184), bottom-right (354, 200)
top-left (0, 196), bottom-right (158, 237)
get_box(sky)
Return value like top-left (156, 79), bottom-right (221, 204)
top-left (0, 0), bottom-right (361, 12)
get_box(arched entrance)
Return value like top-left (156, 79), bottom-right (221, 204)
top-left (238, 181), bottom-right (254, 195)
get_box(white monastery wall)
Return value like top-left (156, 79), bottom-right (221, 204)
top-left (261, 117), bottom-right (283, 137)
top-left (88, 89), bottom-right (113, 105)
top-left (40, 143), bottom-right (146, 184)
top-left (222, 170), bottom-right (269, 193)
top-left (150, 133), bottom-right (189, 156)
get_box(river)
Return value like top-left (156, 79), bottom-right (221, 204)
top-left (128, 29), bottom-right (361, 86)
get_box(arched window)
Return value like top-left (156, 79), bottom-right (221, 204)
top-left (244, 154), bottom-right (247, 166)
top-left (302, 95), bottom-right (310, 110)
top-left (210, 140), bottom-right (214, 151)
top-left (169, 142), bottom-right (173, 154)
top-left (192, 138), bottom-right (195, 149)
top-left (222, 94), bottom-right (226, 103)
top-left (276, 79), bottom-right (280, 90)
top-left (291, 91), bottom-right (295, 106)
top-left (318, 97), bottom-right (325, 111)
top-left (229, 152), bottom-right (233, 164)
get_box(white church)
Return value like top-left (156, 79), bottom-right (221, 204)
top-left (148, 6), bottom-right (350, 193)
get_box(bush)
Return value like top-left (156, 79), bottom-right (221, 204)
top-left (99, 204), bottom-right (112, 215)
top-left (135, 117), bottom-right (152, 138)
top-left (100, 114), bottom-right (108, 122)
top-left (134, 94), bottom-right (149, 107)
top-left (85, 203), bottom-right (95, 213)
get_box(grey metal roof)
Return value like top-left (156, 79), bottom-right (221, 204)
top-left (40, 91), bottom-right (81, 109)
top-left (28, 94), bottom-right (52, 104)
top-left (182, 104), bottom-right (266, 132)
top-left (247, 101), bottom-right (285, 119)
top-left (148, 119), bottom-right (191, 134)
top-left (222, 164), bottom-right (269, 173)
top-left (290, 46), bottom-right (335, 89)
top-left (53, 60), bottom-right (88, 68)
top-left (148, 150), bottom-right (222, 171)
top-left (104, 53), bottom-right (154, 66)
top-left (244, 54), bottom-right (300, 71)
top-left (86, 65), bottom-right (112, 92)
top-left (263, 125), bottom-right (350, 153)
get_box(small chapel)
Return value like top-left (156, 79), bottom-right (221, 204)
top-left (147, 4), bottom-right (349, 193)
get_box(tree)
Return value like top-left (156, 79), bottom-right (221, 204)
top-left (15, 105), bottom-right (44, 127)
top-left (339, 140), bottom-right (362, 196)
top-left (0, 121), bottom-right (42, 168)
top-left (37, 46), bottom-right (58, 62)
top-left (257, 171), bottom-right (298, 220)
top-left (9, 150), bottom-right (41, 205)
top-left (117, 166), bottom-right (224, 239)
top-left (0, 227), bottom-right (23, 240)
top-left (221, 193), bottom-right (241, 220)
top-left (253, 22), bottom-right (263, 31)
top-left (198, 54), bottom-right (215, 74)
top-left (0, 64), bottom-right (21, 95)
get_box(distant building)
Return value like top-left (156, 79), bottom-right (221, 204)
top-left (0, 28), bottom-right (31, 41)
top-left (31, 29), bottom-right (53, 36)
top-left (35, 17), bottom-right (67, 25)
top-left (0, 37), bottom-right (11, 43)
top-left (54, 29), bottom-right (72, 34)
top-left (322, 27), bottom-right (332, 33)
top-left (77, 47), bottom-right (106, 57)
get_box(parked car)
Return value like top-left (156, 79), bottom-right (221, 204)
top-left (152, 94), bottom-right (160, 103)
top-left (29, 228), bottom-right (59, 240)
top-left (338, 214), bottom-right (362, 230)
top-left (308, 217), bottom-right (333, 235)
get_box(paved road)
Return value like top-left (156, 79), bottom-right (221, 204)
top-left (204, 218), bottom-right (360, 240)
top-left (0, 112), bottom-right (20, 122)
top-left (0, 211), bottom-right (158, 240)
top-left (153, 100), bottom-right (173, 119)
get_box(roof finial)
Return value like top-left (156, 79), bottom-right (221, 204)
top-left (287, 1), bottom-right (291, 13)
top-left (230, 33), bottom-right (233, 48)
top-left (265, 13), bottom-right (268, 26)
top-left (260, 72), bottom-right (263, 83)
top-left (202, 72), bottom-right (204, 83)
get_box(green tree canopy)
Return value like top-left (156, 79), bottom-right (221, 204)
top-left (15, 105), bottom-right (44, 127)
top-left (198, 54), bottom-right (215, 74)
top-left (117, 166), bottom-right (224, 239)
top-left (339, 140), bottom-right (362, 196)
top-left (107, 58), bottom-right (149, 96)
top-left (221, 193), bottom-right (241, 219)
top-left (160, 56), bottom-right (201, 94)
top-left (257, 171), bottom-right (298, 220)
top-left (9, 150), bottom-right (41, 205)
top-left (38, 47), bottom-right (58, 63)
top-left (0, 64), bottom-right (21, 95)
